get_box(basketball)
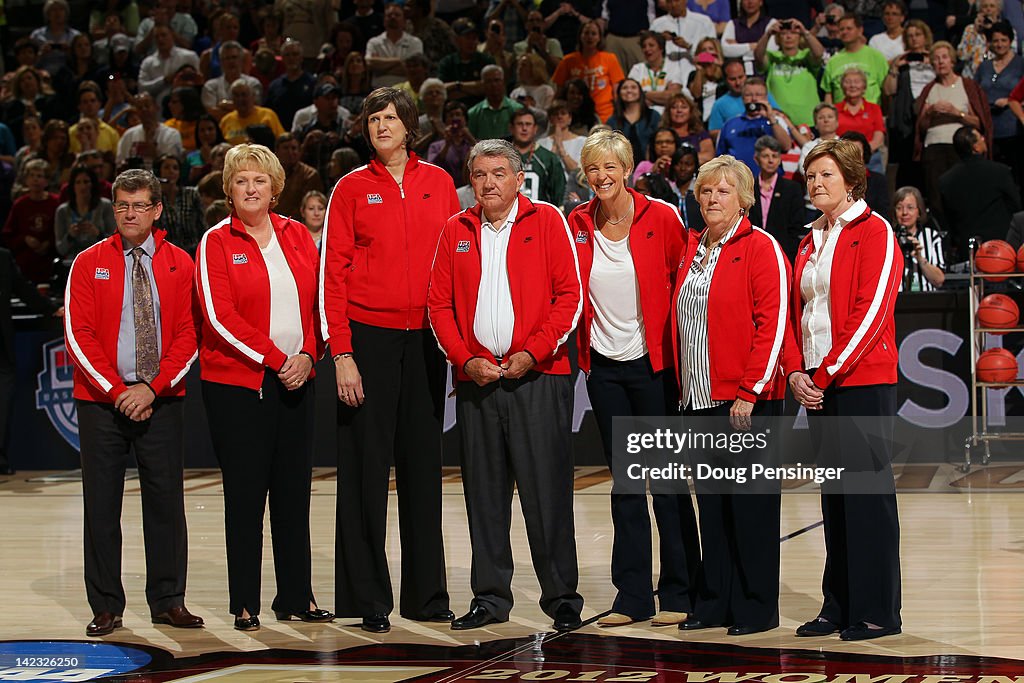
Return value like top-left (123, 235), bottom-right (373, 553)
top-left (977, 294), bottom-right (1020, 333)
top-left (976, 240), bottom-right (1017, 282)
top-left (976, 348), bottom-right (1019, 384)
top-left (1017, 244), bottom-right (1024, 273)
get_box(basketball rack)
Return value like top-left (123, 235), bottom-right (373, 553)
top-left (964, 243), bottom-right (1024, 472)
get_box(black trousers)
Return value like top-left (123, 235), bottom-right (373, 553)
top-left (456, 372), bottom-right (583, 621)
top-left (335, 322), bottom-right (449, 619)
top-left (202, 372), bottom-right (316, 617)
top-left (807, 382), bottom-right (901, 630)
top-left (586, 352), bottom-right (699, 619)
top-left (77, 397), bottom-right (188, 617)
top-left (686, 399), bottom-right (782, 629)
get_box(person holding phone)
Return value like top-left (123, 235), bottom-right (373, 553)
top-left (755, 18), bottom-right (824, 127)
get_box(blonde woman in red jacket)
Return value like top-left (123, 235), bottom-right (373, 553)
top-left (195, 143), bottom-right (331, 632)
top-left (671, 155), bottom-right (789, 637)
top-left (321, 87), bottom-right (461, 634)
top-left (787, 138), bottom-right (904, 642)
top-left (568, 130), bottom-right (697, 629)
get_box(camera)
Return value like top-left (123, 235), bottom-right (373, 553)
top-left (905, 52), bottom-right (925, 62)
top-left (825, 15), bottom-right (837, 25)
top-left (745, 101), bottom-right (766, 115)
top-left (779, 20), bottom-right (795, 30)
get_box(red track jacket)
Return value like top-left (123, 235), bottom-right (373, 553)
top-left (195, 212), bottom-right (320, 391)
top-left (569, 188), bottom-right (687, 375)
top-left (64, 229), bottom-right (197, 403)
top-left (670, 217), bottom-right (789, 404)
top-left (428, 194), bottom-right (583, 382)
top-left (783, 201), bottom-right (903, 389)
top-left (320, 153), bottom-right (461, 354)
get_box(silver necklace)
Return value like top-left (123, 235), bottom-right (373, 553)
top-left (600, 197), bottom-right (634, 225)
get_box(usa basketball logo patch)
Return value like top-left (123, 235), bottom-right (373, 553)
top-left (94, 268), bottom-right (110, 280)
top-left (232, 253), bottom-right (248, 265)
top-left (367, 193), bottom-right (383, 205)
top-left (575, 231), bottom-right (588, 244)
top-left (456, 240), bottom-right (471, 253)
top-left (35, 339), bottom-right (79, 451)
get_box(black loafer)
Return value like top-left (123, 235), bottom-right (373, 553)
top-left (796, 618), bottom-right (840, 637)
top-left (678, 617), bottom-right (717, 631)
top-left (728, 623), bottom-right (776, 636)
top-left (553, 604), bottom-right (582, 632)
top-left (275, 608), bottom-right (334, 623)
top-left (424, 609), bottom-right (455, 623)
top-left (840, 623), bottom-right (901, 641)
top-left (361, 613), bottom-right (391, 633)
top-left (234, 615), bottom-right (260, 631)
top-left (451, 605), bottom-right (499, 630)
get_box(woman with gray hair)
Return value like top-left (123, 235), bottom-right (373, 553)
top-left (893, 185), bottom-right (945, 290)
top-left (671, 155), bottom-right (789, 637)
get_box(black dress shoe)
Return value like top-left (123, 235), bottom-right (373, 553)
top-left (553, 604), bottom-right (582, 632)
top-left (727, 623), bottom-right (777, 636)
top-left (451, 605), bottom-right (499, 630)
top-left (275, 608), bottom-right (335, 623)
top-left (0, 464), bottom-right (15, 476)
top-left (678, 617), bottom-right (717, 631)
top-left (840, 623), bottom-right (901, 641)
top-left (361, 614), bottom-right (391, 633)
top-left (86, 612), bottom-right (122, 637)
top-left (234, 615), bottom-right (260, 631)
top-left (796, 618), bottom-right (840, 637)
top-left (152, 605), bottom-right (204, 628)
top-left (423, 609), bottom-right (455, 623)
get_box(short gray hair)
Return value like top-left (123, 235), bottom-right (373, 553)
top-left (467, 139), bottom-right (523, 175)
top-left (481, 64), bottom-right (504, 80)
top-left (219, 40), bottom-right (244, 58)
top-left (754, 135), bottom-right (783, 154)
top-left (419, 77), bottom-right (445, 100)
top-left (112, 169), bottom-right (162, 204)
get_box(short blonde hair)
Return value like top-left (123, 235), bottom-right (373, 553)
top-left (222, 143), bottom-right (285, 205)
top-left (693, 155), bottom-right (755, 210)
top-left (840, 66), bottom-right (868, 88)
top-left (930, 40), bottom-right (955, 61)
top-left (803, 138), bottom-right (867, 200)
top-left (579, 129), bottom-right (633, 174)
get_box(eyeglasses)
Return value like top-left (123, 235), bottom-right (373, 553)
top-left (113, 202), bottom-right (156, 213)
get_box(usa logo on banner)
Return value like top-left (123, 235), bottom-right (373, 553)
top-left (35, 339), bottom-right (79, 452)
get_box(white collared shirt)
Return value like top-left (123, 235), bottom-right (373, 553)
top-left (473, 198), bottom-right (519, 358)
top-left (800, 199), bottom-right (866, 369)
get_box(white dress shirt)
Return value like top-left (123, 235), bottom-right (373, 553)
top-left (261, 231), bottom-right (304, 357)
top-left (473, 198), bottom-right (518, 358)
top-left (590, 229), bottom-right (647, 361)
top-left (138, 46), bottom-right (200, 108)
top-left (649, 11), bottom-right (716, 61)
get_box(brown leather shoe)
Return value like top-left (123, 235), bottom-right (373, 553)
top-left (87, 612), bottom-right (123, 637)
top-left (151, 605), bottom-right (204, 628)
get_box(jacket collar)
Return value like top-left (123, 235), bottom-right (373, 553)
top-left (226, 210), bottom-right (300, 238)
top-left (463, 192), bottom-right (538, 230)
top-left (108, 228), bottom-right (168, 253)
top-left (368, 151), bottom-right (422, 178)
top-left (807, 198), bottom-right (870, 231)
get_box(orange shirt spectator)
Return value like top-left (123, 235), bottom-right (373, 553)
top-left (552, 21), bottom-right (625, 122)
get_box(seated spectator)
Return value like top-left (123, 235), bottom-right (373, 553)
top-left (137, 25), bottom-right (199, 109)
top-left (54, 165), bottom-right (115, 261)
top-left (153, 153), bottom-right (203, 255)
top-left (479, 19), bottom-right (516, 87)
top-left (204, 198), bottom-right (231, 226)
top-left (749, 135), bottom-right (806, 260)
top-left (116, 92), bottom-right (184, 167)
top-left (202, 42), bottom-right (264, 121)
top-left (633, 170), bottom-right (680, 206)
top-left (417, 78), bottom-right (448, 144)
top-left (30, 0), bottom-right (81, 50)
top-left (134, 0), bottom-right (197, 58)
top-left (69, 82), bottom-right (122, 156)
top-left (668, 143), bottom-right (702, 230)
top-left (510, 108), bottom-right (566, 206)
top-left (633, 127), bottom-right (679, 182)
top-left (563, 78), bottom-right (601, 135)
top-left (628, 31), bottom-right (693, 114)
top-left (715, 77), bottom-right (792, 175)
top-left (820, 13), bottom-right (889, 105)
top-left (691, 0), bottom-right (732, 33)
top-left (93, 20), bottom-right (133, 67)
top-left (427, 101), bottom-right (476, 186)
top-left (275, 133), bottom-right (325, 219)
top-left (89, 0), bottom-right (140, 41)
top-left (198, 9), bottom-right (245, 79)
top-left (514, 9), bottom-right (564, 74)
top-left (326, 147), bottom-right (362, 188)
top-left (186, 114), bottom-right (224, 184)
top-left (1, 67), bottom-right (59, 149)
top-left (468, 65), bottom-right (524, 140)
top-left (0, 124), bottom-right (16, 166)
top-left (98, 33), bottom-right (141, 94)
top-left (13, 117), bottom-right (44, 180)
top-left (39, 120), bottom-right (75, 193)
top-left (541, 0), bottom-right (597, 56)
top-left (219, 80), bottom-right (285, 145)
top-left (977, 21), bottom-right (1024, 186)
top-left (163, 87), bottom-right (203, 153)
top-left (688, 37), bottom-right (726, 122)
top-left (196, 170), bottom-right (226, 212)
top-left (319, 22), bottom-right (363, 75)
top-left (721, 0), bottom-right (773, 72)
top-left (2, 159), bottom-right (59, 284)
top-left (814, 3), bottom-right (850, 58)
top-left (266, 39), bottom-right (317, 132)
top-left (440, 18), bottom-right (494, 106)
top-left (840, 130), bottom-right (893, 225)
top-left (893, 185), bottom-right (945, 291)
top-left (338, 52), bottom-right (372, 116)
top-left (67, 150), bottom-right (113, 195)
top-left (61, 34), bottom-right (103, 98)
top-left (366, 2), bottom-right (424, 89)
top-left (537, 99), bottom-right (587, 200)
top-left (511, 54), bottom-right (555, 111)
top-left (756, 18), bottom-right (823, 127)
top-left (249, 8), bottom-right (285, 55)
top-left (300, 190), bottom-right (328, 250)
top-left (798, 102), bottom-right (840, 174)
top-left (605, 79), bottom-right (662, 167)
top-left (958, 0), bottom-right (1017, 79)
top-left (658, 92), bottom-right (713, 163)
top-left (404, 0), bottom-right (456, 68)
top-left (552, 20), bottom-right (624, 122)
top-left (394, 53), bottom-right (431, 113)
top-left (884, 19), bottom-right (935, 189)
top-left (292, 78), bottom-right (353, 134)
top-left (868, 1), bottom-right (908, 61)
top-left (250, 47), bottom-right (285, 100)
top-left (70, 117), bottom-right (102, 157)
top-left (707, 59), bottom-right (780, 135)
top-left (649, 0), bottom-right (716, 63)
top-left (835, 67), bottom-right (886, 173)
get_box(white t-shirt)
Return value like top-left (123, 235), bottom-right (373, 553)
top-left (869, 31), bottom-right (906, 62)
top-left (590, 229), bottom-right (647, 361)
top-left (628, 59), bottom-right (695, 114)
top-left (650, 12), bottom-right (716, 61)
top-left (261, 231), bottom-right (304, 357)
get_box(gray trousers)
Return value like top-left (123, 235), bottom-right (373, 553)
top-left (455, 372), bottom-right (583, 621)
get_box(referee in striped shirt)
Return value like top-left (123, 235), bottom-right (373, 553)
top-left (893, 186), bottom-right (945, 291)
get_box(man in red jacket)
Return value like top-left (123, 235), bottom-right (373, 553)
top-left (64, 169), bottom-right (202, 637)
top-left (428, 139), bottom-right (585, 632)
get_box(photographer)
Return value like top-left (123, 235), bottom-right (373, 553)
top-left (514, 10), bottom-right (564, 74)
top-left (756, 17), bottom-right (824, 127)
top-left (427, 100), bottom-right (476, 186)
top-left (893, 186), bottom-right (945, 291)
top-left (714, 77), bottom-right (793, 176)
top-left (957, 0), bottom-right (1017, 79)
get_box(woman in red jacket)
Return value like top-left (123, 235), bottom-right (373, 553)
top-left (671, 155), bottom-right (789, 637)
top-left (195, 143), bottom-right (331, 632)
top-left (321, 87), bottom-right (460, 634)
top-left (788, 139), bottom-right (903, 641)
top-left (568, 130), bottom-right (697, 628)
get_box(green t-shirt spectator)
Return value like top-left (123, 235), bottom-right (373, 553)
top-left (468, 97), bottom-right (524, 141)
top-left (820, 45), bottom-right (889, 104)
top-left (764, 49), bottom-right (821, 127)
top-left (519, 145), bottom-right (566, 208)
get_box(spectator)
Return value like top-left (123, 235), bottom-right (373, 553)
top-left (116, 92), bottom-right (184, 167)
top-left (149, 153), bottom-right (203, 255)
top-left (198, 10), bottom-right (246, 80)
top-left (688, 37), bottom-right (725, 121)
top-left (93, 20), bottom-right (134, 67)
top-left (292, 77), bottom-right (353, 134)
top-left (707, 59), bottom-right (780, 134)
top-left (563, 78), bottom-right (602, 134)
top-left (60, 34), bottom-right (103, 98)
top-left (327, 147), bottom-right (363, 187)
top-left (749, 135), bottom-right (806, 260)
top-left (30, 0), bottom-right (81, 49)
top-left (366, 2), bottom-right (425, 89)
top-left (319, 23), bottom-right (363, 75)
top-left (691, 0), bottom-right (732, 33)
top-left (345, 0), bottom-right (384, 50)
top-left (538, 99), bottom-right (587, 200)
top-left (300, 190), bottom-right (327, 250)
top-left (69, 82), bottom-right (122, 156)
top-left (884, 19), bottom-right (935, 189)
top-left (405, 0), bottom-right (457, 68)
top-left (939, 125), bottom-right (1020, 260)
top-left (668, 143), bottom-right (702, 230)
top-left (756, 18), bottom-right (824, 127)
top-left (633, 170), bottom-right (680, 205)
top-left (658, 92), bottom-right (713, 163)
top-left (958, 0), bottom-right (1017, 79)
top-left (134, 0), bottom-right (197, 58)
top-left (915, 41), bottom-right (992, 225)
top-left (337, 52), bottom-right (372, 116)
top-left (633, 127), bottom-right (679, 181)
top-left (275, 0), bottom-right (336, 65)
top-left (12, 37), bottom-right (40, 70)
top-left (196, 169), bottom-right (226, 211)
top-left (606, 79), bottom-right (662, 166)
top-left (275, 133), bottom-right (325, 219)
top-left (13, 117), bottom-right (44, 180)
top-left (219, 80), bottom-right (285, 145)
top-left (205, 198), bottom-right (231, 225)
top-left (893, 186), bottom-right (945, 291)
top-left (840, 130), bottom-right (893, 224)
top-left (511, 54), bottom-right (556, 111)
top-left (440, 18), bottom-right (495, 106)
top-left (869, 0), bottom-right (909, 60)
top-left (54, 164), bottom-right (116, 260)
top-left (977, 22), bottom-right (1024, 185)
top-left (552, 20), bottom-right (625, 122)
top-left (514, 9), bottom-right (564, 74)
top-left (138, 25), bottom-right (200, 110)
top-left (202, 42), bottom-right (264, 121)
top-left (715, 77), bottom-right (793, 175)
top-left (509, 108), bottom-right (566, 206)
top-left (249, 8), bottom-right (285, 55)
top-left (186, 115), bottom-right (224, 184)
top-left (650, 0), bottom-right (716, 63)
top-left (468, 65), bottom-right (524, 139)
top-left (798, 102), bottom-right (841, 172)
top-left (596, 0), bottom-right (654, 72)
top-left (820, 14), bottom-right (890, 104)
top-left (390, 54), bottom-right (429, 114)
top-left (835, 67), bottom-right (886, 172)
top-left (39, 120), bottom-right (75, 193)
top-left (721, 0), bottom-right (774, 72)
top-left (628, 31), bottom-right (693, 113)
top-left (417, 78), bottom-right (448, 144)
top-left (479, 19), bottom-right (516, 85)
top-left (251, 47), bottom-right (285, 96)
top-left (266, 40), bottom-right (317, 131)
top-left (540, 0), bottom-right (599, 56)
top-left (89, 0), bottom-right (140, 41)
top-left (427, 100), bottom-right (477, 185)
top-left (162, 88), bottom-right (202, 154)
top-left (70, 117), bottom-right (101, 158)
top-left (1, 67), bottom-right (59, 149)
top-left (97, 41), bottom-right (140, 107)
top-left (2, 159), bottom-right (59, 284)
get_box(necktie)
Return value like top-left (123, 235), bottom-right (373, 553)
top-left (131, 247), bottom-right (159, 382)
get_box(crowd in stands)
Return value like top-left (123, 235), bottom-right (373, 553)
top-left (3, 0), bottom-right (1024, 294)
